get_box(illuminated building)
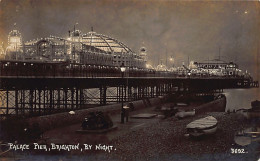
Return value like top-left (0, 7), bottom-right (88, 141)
top-left (24, 36), bottom-right (70, 61)
top-left (5, 25), bottom-right (23, 60)
top-left (156, 64), bottom-right (167, 71)
top-left (0, 42), bottom-right (5, 59)
top-left (193, 60), bottom-right (240, 76)
top-left (79, 30), bottom-right (145, 68)
top-left (6, 26), bottom-right (146, 68)
top-left (139, 47), bottom-right (147, 63)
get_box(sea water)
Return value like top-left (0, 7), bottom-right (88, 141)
top-left (224, 88), bottom-right (260, 111)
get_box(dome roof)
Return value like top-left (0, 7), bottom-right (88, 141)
top-left (140, 47), bottom-right (146, 52)
top-left (72, 30), bottom-right (81, 37)
top-left (81, 31), bottom-right (133, 53)
top-left (156, 64), bottom-right (167, 71)
top-left (9, 30), bottom-right (21, 37)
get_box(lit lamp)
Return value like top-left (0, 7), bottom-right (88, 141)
top-left (188, 71), bottom-right (191, 78)
top-left (120, 63), bottom-right (126, 76)
top-left (120, 63), bottom-right (126, 123)
top-left (170, 56), bottom-right (174, 68)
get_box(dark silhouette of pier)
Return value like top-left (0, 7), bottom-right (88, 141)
top-left (0, 60), bottom-right (258, 117)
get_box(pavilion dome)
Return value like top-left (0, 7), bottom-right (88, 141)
top-left (81, 31), bottom-right (133, 54)
top-left (156, 64), bottom-right (167, 71)
top-left (72, 30), bottom-right (81, 37)
top-left (9, 30), bottom-right (21, 37)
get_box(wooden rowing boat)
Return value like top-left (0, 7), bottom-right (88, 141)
top-left (186, 116), bottom-right (218, 137)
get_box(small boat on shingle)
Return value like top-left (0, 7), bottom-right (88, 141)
top-left (186, 116), bottom-right (218, 137)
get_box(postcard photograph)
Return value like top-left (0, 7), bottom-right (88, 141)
top-left (0, 0), bottom-right (259, 160)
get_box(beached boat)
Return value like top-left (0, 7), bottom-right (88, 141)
top-left (234, 126), bottom-right (260, 146)
top-left (186, 116), bottom-right (218, 137)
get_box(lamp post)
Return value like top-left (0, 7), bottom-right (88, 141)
top-left (120, 63), bottom-right (126, 123)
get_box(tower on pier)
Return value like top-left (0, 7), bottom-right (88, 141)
top-left (6, 23), bottom-right (23, 59)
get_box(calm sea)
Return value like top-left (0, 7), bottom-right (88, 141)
top-left (224, 88), bottom-right (260, 111)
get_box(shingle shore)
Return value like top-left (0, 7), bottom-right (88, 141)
top-left (102, 112), bottom-right (258, 161)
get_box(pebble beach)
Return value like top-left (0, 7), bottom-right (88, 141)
top-left (101, 112), bottom-right (259, 161)
top-left (1, 105), bottom-right (259, 161)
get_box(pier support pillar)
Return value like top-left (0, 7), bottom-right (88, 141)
top-left (15, 90), bottom-right (18, 116)
top-left (100, 86), bottom-right (107, 105)
top-left (38, 90), bottom-right (41, 115)
top-left (29, 89), bottom-right (33, 115)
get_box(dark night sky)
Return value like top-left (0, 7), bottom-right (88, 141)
top-left (0, 0), bottom-right (259, 79)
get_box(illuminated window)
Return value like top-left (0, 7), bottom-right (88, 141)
top-left (38, 41), bottom-right (51, 57)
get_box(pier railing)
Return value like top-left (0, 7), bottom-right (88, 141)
top-left (0, 60), bottom-right (258, 117)
top-left (0, 60), bottom-right (255, 80)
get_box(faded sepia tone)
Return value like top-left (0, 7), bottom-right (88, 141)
top-left (0, 0), bottom-right (259, 160)
top-left (0, 0), bottom-right (259, 78)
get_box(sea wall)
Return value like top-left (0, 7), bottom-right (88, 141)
top-left (26, 97), bottom-right (163, 132)
top-left (194, 95), bottom-right (227, 114)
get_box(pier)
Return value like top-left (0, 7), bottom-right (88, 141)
top-left (0, 26), bottom-right (258, 118)
top-left (0, 60), bottom-right (258, 117)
